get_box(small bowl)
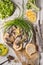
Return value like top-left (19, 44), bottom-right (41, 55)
top-left (0, 0), bottom-right (21, 23)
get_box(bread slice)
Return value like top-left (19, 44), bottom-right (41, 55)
top-left (26, 43), bottom-right (36, 58)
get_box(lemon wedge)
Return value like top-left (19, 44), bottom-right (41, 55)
top-left (0, 44), bottom-right (8, 56)
top-left (26, 10), bottom-right (36, 23)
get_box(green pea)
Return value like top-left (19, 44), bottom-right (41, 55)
top-left (0, 0), bottom-right (16, 19)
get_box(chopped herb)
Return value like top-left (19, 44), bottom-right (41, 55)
top-left (3, 18), bottom-right (32, 32)
top-left (26, 0), bottom-right (40, 11)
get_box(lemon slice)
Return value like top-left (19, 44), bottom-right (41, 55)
top-left (0, 44), bottom-right (8, 56)
top-left (26, 10), bottom-right (36, 23)
top-left (26, 43), bottom-right (36, 57)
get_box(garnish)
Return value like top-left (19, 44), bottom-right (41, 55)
top-left (26, 0), bottom-right (40, 11)
top-left (3, 18), bottom-right (32, 33)
top-left (26, 10), bottom-right (36, 23)
top-left (0, 44), bottom-right (8, 56)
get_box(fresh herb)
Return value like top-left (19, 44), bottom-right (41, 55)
top-left (26, 0), bottom-right (40, 11)
top-left (3, 18), bottom-right (32, 33)
top-left (27, 0), bottom-right (35, 9)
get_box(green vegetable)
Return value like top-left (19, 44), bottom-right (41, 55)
top-left (26, 0), bottom-right (40, 11)
top-left (29, 1), bottom-right (40, 11)
top-left (26, 0), bottom-right (35, 9)
top-left (0, 44), bottom-right (8, 56)
top-left (3, 18), bottom-right (32, 33)
top-left (0, 0), bottom-right (16, 19)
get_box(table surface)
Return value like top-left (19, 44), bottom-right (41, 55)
top-left (0, 0), bottom-right (43, 65)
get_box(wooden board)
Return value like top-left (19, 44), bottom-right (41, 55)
top-left (15, 48), bottom-right (39, 65)
top-left (5, 27), bottom-right (39, 65)
top-left (15, 49), bottom-right (34, 65)
top-left (14, 39), bottom-right (39, 65)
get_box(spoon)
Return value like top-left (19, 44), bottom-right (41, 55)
top-left (0, 55), bottom-right (14, 65)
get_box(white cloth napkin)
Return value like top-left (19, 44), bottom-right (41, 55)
top-left (40, 53), bottom-right (43, 65)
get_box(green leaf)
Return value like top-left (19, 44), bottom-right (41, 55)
top-left (3, 18), bottom-right (32, 33)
